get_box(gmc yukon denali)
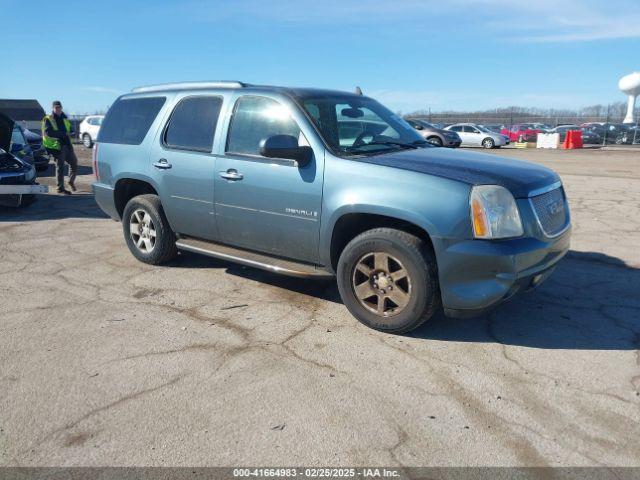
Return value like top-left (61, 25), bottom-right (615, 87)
top-left (92, 81), bottom-right (571, 333)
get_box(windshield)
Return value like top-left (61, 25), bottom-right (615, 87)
top-left (476, 125), bottom-right (495, 134)
top-left (11, 126), bottom-right (26, 147)
top-left (297, 95), bottom-right (428, 156)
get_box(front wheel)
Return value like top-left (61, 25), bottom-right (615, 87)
top-left (427, 136), bottom-right (443, 147)
top-left (336, 228), bottom-right (440, 334)
top-left (82, 133), bottom-right (93, 148)
top-left (482, 138), bottom-right (495, 149)
top-left (122, 194), bottom-right (177, 265)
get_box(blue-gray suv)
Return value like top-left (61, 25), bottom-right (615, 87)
top-left (92, 81), bottom-right (570, 333)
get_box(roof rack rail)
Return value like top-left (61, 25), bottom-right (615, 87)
top-left (131, 81), bottom-right (246, 93)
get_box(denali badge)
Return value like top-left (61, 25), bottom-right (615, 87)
top-left (285, 208), bottom-right (318, 217)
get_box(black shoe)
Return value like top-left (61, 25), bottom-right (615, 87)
top-left (68, 181), bottom-right (76, 192)
top-left (57, 189), bottom-right (72, 195)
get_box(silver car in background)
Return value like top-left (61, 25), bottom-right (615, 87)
top-left (405, 118), bottom-right (461, 148)
top-left (445, 123), bottom-right (508, 149)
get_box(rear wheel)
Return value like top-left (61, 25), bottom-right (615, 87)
top-left (122, 194), bottom-right (177, 265)
top-left (336, 228), bottom-right (439, 334)
top-left (482, 137), bottom-right (495, 149)
top-left (82, 133), bottom-right (93, 148)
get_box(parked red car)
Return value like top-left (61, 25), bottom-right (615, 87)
top-left (501, 124), bottom-right (544, 142)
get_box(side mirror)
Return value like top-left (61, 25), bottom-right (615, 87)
top-left (260, 135), bottom-right (313, 167)
top-left (414, 125), bottom-right (423, 130)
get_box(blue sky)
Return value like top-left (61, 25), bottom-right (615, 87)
top-left (1, 0), bottom-right (638, 114)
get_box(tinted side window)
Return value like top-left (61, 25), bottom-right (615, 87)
top-left (450, 126), bottom-right (462, 132)
top-left (99, 97), bottom-right (166, 145)
top-left (163, 96), bottom-right (223, 152)
top-left (226, 96), bottom-right (300, 156)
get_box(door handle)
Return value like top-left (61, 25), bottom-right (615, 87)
top-left (219, 169), bottom-right (244, 181)
top-left (153, 159), bottom-right (172, 169)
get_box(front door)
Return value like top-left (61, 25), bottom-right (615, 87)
top-left (150, 95), bottom-right (224, 241)
top-left (214, 95), bottom-right (324, 264)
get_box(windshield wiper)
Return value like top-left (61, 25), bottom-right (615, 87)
top-left (367, 140), bottom-right (420, 149)
top-left (344, 139), bottom-right (429, 156)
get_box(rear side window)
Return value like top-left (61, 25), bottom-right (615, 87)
top-left (226, 96), bottom-right (300, 156)
top-left (163, 96), bottom-right (223, 152)
top-left (99, 97), bottom-right (166, 145)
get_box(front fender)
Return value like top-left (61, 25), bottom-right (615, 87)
top-left (319, 156), bottom-right (472, 267)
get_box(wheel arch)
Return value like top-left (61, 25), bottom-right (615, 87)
top-left (328, 211), bottom-right (436, 272)
top-left (114, 177), bottom-right (159, 218)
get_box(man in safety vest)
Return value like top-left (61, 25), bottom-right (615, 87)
top-left (42, 100), bottom-right (78, 195)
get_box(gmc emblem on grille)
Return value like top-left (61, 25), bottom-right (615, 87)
top-left (547, 199), bottom-right (564, 216)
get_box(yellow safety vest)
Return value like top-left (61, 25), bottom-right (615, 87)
top-left (42, 115), bottom-right (72, 151)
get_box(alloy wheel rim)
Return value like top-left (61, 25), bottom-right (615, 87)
top-left (351, 252), bottom-right (412, 317)
top-left (129, 209), bottom-right (157, 253)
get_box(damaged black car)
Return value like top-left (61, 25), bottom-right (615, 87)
top-left (0, 112), bottom-right (47, 207)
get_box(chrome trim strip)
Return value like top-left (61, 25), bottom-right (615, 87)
top-left (215, 202), bottom-right (318, 221)
top-left (528, 180), bottom-right (562, 198)
top-left (171, 195), bottom-right (213, 205)
top-left (175, 241), bottom-right (333, 278)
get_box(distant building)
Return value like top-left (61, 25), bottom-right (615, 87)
top-left (0, 99), bottom-right (46, 134)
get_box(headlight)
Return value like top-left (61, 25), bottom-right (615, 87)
top-left (470, 185), bottom-right (523, 239)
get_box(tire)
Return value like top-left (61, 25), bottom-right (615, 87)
top-left (122, 194), bottom-right (177, 265)
top-left (82, 133), bottom-right (93, 149)
top-left (427, 136), bottom-right (443, 147)
top-left (19, 194), bottom-right (36, 207)
top-left (336, 228), bottom-right (440, 334)
top-left (482, 137), bottom-right (495, 149)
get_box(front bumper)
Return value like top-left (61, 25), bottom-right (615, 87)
top-left (433, 227), bottom-right (571, 318)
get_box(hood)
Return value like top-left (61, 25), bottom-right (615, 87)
top-left (439, 128), bottom-right (459, 136)
top-left (0, 112), bottom-right (14, 152)
top-left (357, 147), bottom-right (559, 198)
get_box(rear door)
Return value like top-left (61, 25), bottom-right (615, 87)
top-left (149, 95), bottom-right (224, 241)
top-left (450, 126), bottom-right (469, 145)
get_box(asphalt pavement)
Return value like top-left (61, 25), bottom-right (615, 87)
top-left (0, 145), bottom-right (638, 466)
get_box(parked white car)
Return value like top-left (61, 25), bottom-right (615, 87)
top-left (444, 123), bottom-right (508, 149)
top-left (78, 115), bottom-right (104, 148)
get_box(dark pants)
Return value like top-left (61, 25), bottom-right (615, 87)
top-left (52, 144), bottom-right (78, 191)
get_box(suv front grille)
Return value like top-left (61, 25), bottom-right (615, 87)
top-left (530, 187), bottom-right (569, 237)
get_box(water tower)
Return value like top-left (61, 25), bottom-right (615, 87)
top-left (619, 72), bottom-right (640, 124)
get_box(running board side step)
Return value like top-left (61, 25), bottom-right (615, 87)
top-left (175, 237), bottom-right (334, 279)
